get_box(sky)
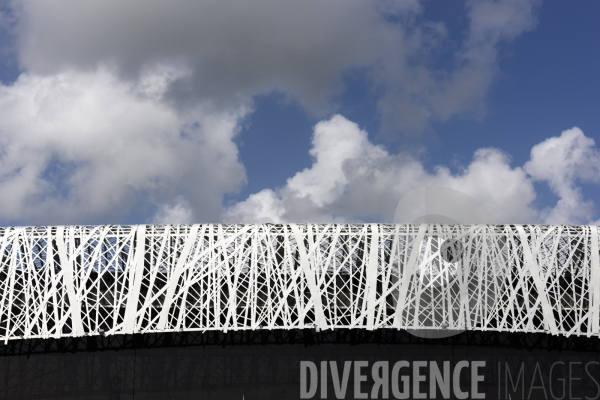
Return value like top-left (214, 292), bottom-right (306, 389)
top-left (0, 0), bottom-right (598, 226)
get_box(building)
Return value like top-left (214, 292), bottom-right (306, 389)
top-left (1, 224), bottom-right (599, 399)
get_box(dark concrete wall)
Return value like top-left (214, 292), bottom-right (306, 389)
top-left (1, 330), bottom-right (600, 399)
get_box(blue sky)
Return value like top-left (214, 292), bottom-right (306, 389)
top-left (0, 0), bottom-right (598, 226)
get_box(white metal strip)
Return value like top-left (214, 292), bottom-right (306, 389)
top-left (516, 225), bottom-right (558, 335)
top-left (56, 226), bottom-right (84, 337)
top-left (590, 225), bottom-right (600, 335)
top-left (122, 224), bottom-right (146, 334)
top-left (290, 224), bottom-right (327, 330)
top-left (156, 224), bottom-right (200, 331)
top-left (365, 224), bottom-right (379, 330)
top-left (393, 224), bottom-right (427, 329)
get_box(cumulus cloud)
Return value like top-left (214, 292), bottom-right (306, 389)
top-left (10, 0), bottom-right (540, 134)
top-left (0, 67), bottom-right (247, 225)
top-left (0, 0), bottom-right (569, 226)
top-left (226, 115), bottom-right (600, 225)
top-left (524, 128), bottom-right (600, 224)
top-left (152, 196), bottom-right (194, 225)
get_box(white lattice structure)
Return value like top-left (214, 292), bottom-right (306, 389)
top-left (0, 224), bottom-right (598, 341)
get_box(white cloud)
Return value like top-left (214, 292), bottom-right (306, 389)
top-left (436, 148), bottom-right (537, 223)
top-left (224, 189), bottom-right (285, 224)
top-left (1, 69), bottom-right (593, 226)
top-left (0, 0), bottom-right (571, 226)
top-left (226, 115), bottom-right (600, 225)
top-left (0, 67), bottom-right (247, 225)
top-left (9, 0), bottom-right (540, 134)
top-left (524, 127), bottom-right (600, 224)
top-left (286, 115), bottom-right (388, 207)
top-left (152, 196), bottom-right (194, 225)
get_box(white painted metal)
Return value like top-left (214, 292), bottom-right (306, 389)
top-left (0, 223), bottom-right (598, 341)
